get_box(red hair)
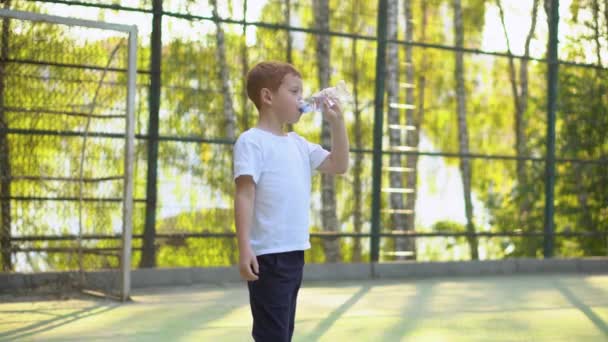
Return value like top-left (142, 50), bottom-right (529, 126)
top-left (246, 61), bottom-right (301, 110)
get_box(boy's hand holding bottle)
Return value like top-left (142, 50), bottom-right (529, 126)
top-left (298, 80), bottom-right (351, 124)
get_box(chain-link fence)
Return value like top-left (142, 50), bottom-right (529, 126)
top-left (1, 0), bottom-right (607, 285)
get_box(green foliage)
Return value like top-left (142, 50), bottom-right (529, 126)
top-left (6, 0), bottom-right (607, 271)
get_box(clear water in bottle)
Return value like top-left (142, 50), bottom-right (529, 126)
top-left (299, 80), bottom-right (351, 114)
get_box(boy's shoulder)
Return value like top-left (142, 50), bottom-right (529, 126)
top-left (237, 127), bottom-right (257, 138)
top-left (287, 130), bottom-right (303, 141)
top-left (236, 128), bottom-right (306, 143)
top-left (235, 129), bottom-right (318, 154)
top-left (235, 128), bottom-right (262, 145)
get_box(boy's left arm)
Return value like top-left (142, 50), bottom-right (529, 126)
top-left (317, 97), bottom-right (349, 175)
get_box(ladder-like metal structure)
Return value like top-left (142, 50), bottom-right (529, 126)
top-left (381, 68), bottom-right (417, 259)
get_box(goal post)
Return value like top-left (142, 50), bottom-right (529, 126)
top-left (0, 8), bottom-right (136, 301)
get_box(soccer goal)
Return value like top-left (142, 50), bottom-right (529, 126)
top-left (0, 8), bottom-right (136, 301)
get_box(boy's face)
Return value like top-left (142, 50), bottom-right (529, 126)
top-left (269, 73), bottom-right (303, 124)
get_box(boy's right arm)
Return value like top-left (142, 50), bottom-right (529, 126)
top-left (234, 175), bottom-right (259, 281)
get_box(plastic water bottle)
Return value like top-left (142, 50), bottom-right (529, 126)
top-left (299, 80), bottom-right (351, 114)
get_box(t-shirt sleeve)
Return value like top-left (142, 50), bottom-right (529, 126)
top-left (233, 135), bottom-right (263, 183)
top-left (305, 139), bottom-right (330, 170)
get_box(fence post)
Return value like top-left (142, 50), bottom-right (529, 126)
top-left (544, 0), bottom-right (559, 258)
top-left (141, 0), bottom-right (162, 268)
top-left (371, 0), bottom-right (388, 265)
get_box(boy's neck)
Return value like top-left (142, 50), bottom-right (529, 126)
top-left (256, 108), bottom-right (287, 136)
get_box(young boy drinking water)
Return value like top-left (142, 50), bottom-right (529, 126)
top-left (233, 61), bottom-right (349, 341)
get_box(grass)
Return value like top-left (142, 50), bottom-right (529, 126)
top-left (1, 274), bottom-right (607, 341)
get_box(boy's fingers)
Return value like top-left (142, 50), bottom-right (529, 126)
top-left (329, 96), bottom-right (341, 110)
top-left (333, 97), bottom-right (342, 109)
top-left (247, 270), bottom-right (258, 281)
top-left (324, 96), bottom-right (341, 113)
top-left (322, 99), bottom-right (330, 111)
top-left (323, 99), bottom-right (334, 113)
top-left (248, 266), bottom-right (259, 281)
top-left (240, 264), bottom-right (258, 281)
top-left (252, 258), bottom-right (259, 275)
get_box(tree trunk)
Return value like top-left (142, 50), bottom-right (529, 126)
top-left (574, 163), bottom-right (594, 232)
top-left (604, 0), bottom-right (608, 43)
top-left (212, 0), bottom-right (236, 140)
top-left (497, 0), bottom-right (539, 256)
top-left (351, 0), bottom-right (362, 263)
top-left (520, 0), bottom-right (539, 255)
top-left (285, 0), bottom-right (294, 132)
top-left (582, 0), bottom-right (603, 248)
top-left (240, 0), bottom-right (250, 131)
top-left (592, 0), bottom-right (603, 66)
top-left (402, 0), bottom-right (418, 260)
top-left (285, 0), bottom-right (293, 64)
top-left (453, 0), bottom-right (478, 260)
top-left (0, 0), bottom-right (12, 271)
top-left (314, 0), bottom-right (341, 262)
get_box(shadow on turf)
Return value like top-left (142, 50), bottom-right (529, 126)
top-left (1, 287), bottom-right (250, 341)
top-left (103, 289), bottom-right (247, 340)
top-left (379, 280), bottom-right (436, 340)
top-left (0, 303), bottom-right (117, 341)
top-left (554, 278), bottom-right (608, 337)
top-left (303, 284), bottom-right (372, 340)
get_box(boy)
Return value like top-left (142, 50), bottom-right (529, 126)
top-left (233, 61), bottom-right (349, 341)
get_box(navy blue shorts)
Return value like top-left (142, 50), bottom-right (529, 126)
top-left (247, 250), bottom-right (305, 342)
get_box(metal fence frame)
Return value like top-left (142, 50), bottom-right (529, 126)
top-left (3, 0), bottom-right (608, 271)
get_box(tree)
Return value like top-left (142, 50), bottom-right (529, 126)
top-left (453, 0), bottom-right (478, 260)
top-left (211, 0), bottom-right (236, 140)
top-left (313, 0), bottom-right (341, 262)
top-left (591, 0), bottom-right (603, 66)
top-left (239, 0), bottom-right (250, 131)
top-left (350, 0), bottom-right (363, 262)
top-left (285, 0), bottom-right (295, 132)
top-left (3, 1), bottom-right (135, 272)
top-left (554, 0), bottom-right (608, 256)
top-left (385, 0), bottom-right (409, 260)
top-left (496, 0), bottom-right (540, 256)
top-left (0, 0), bottom-right (12, 271)
top-left (326, 0), bottom-right (377, 263)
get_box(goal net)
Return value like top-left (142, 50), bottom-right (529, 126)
top-left (0, 8), bottom-right (136, 301)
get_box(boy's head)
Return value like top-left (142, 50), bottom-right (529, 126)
top-left (246, 61), bottom-right (303, 124)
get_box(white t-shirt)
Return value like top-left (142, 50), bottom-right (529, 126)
top-left (233, 127), bottom-right (330, 256)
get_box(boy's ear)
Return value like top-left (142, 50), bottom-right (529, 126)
top-left (261, 88), bottom-right (273, 106)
